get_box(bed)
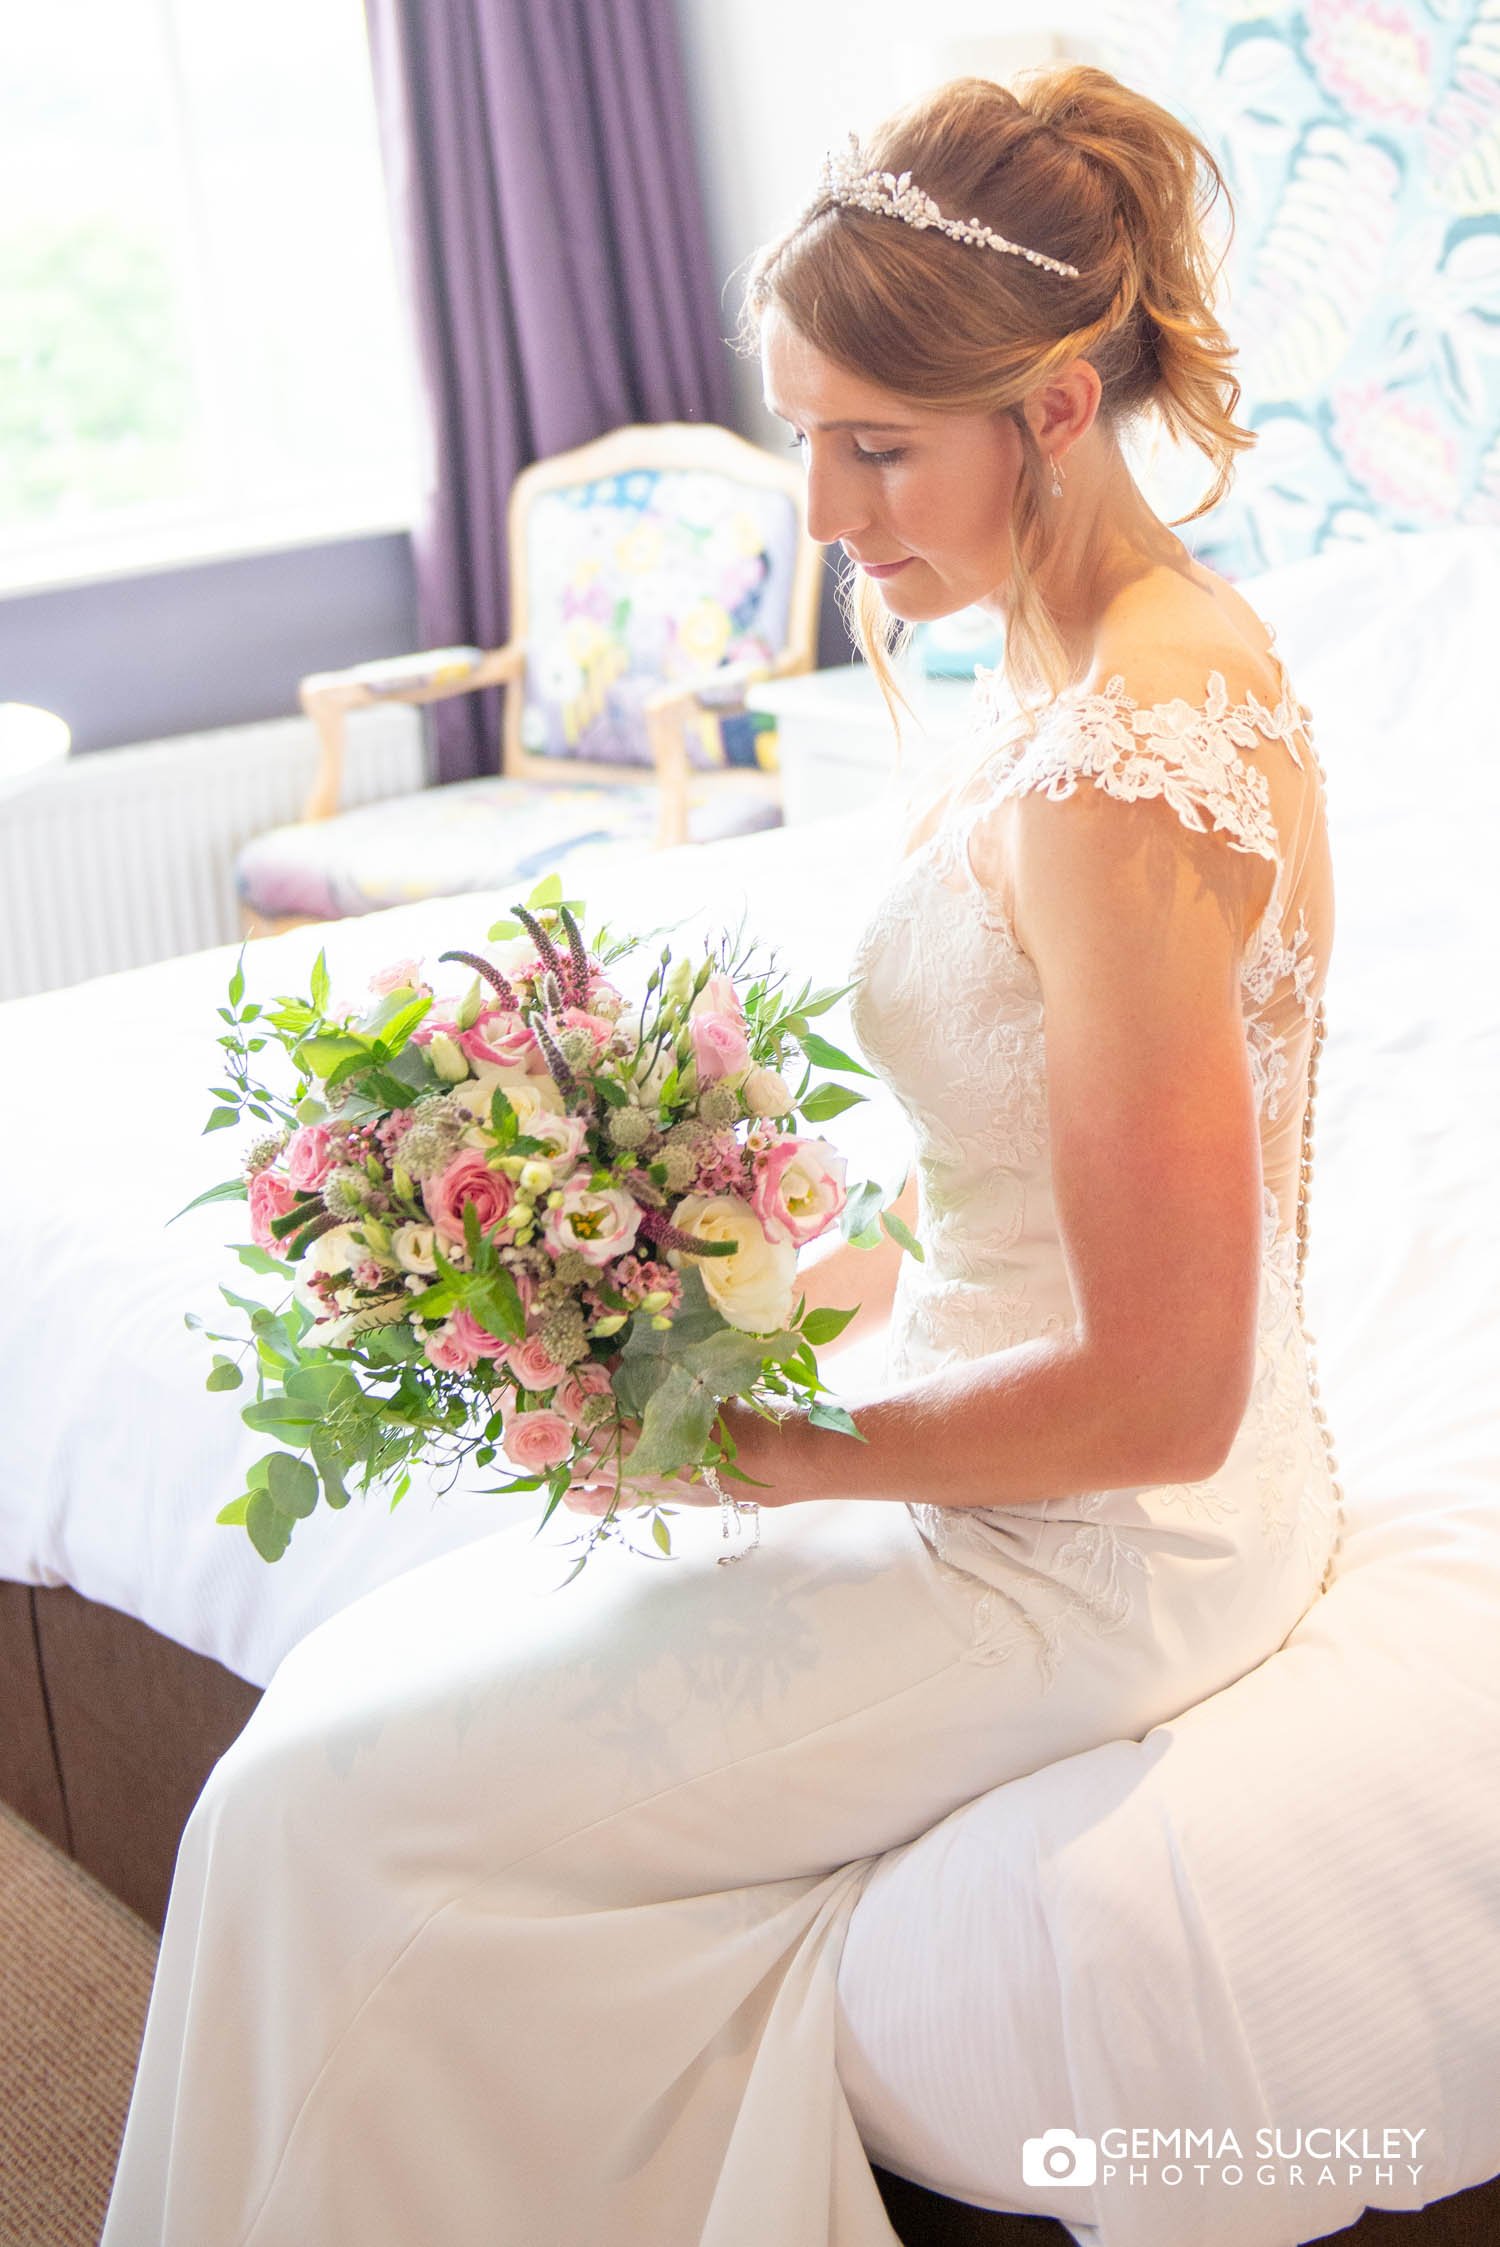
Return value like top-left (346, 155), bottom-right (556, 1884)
top-left (3, 526), bottom-right (1497, 2247)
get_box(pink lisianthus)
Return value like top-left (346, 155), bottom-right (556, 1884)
top-left (751, 1135), bottom-right (849, 1248)
top-left (542, 1177), bottom-right (642, 1267)
top-left (369, 956), bottom-right (427, 995)
top-left (248, 1169), bottom-right (300, 1255)
top-left (284, 1124), bottom-right (337, 1194)
top-left (504, 1332), bottom-right (570, 1392)
top-left (458, 1007), bottom-right (543, 1071)
top-left (526, 1110), bottom-right (589, 1169)
top-left (500, 1409), bottom-right (576, 1472)
top-left (423, 1149), bottom-right (516, 1245)
top-left (689, 1009), bottom-right (751, 1084)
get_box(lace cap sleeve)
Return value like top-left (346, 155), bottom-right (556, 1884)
top-left (1004, 668), bottom-right (1294, 870)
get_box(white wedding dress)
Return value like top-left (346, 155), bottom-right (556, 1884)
top-left (102, 638), bottom-right (1343, 2247)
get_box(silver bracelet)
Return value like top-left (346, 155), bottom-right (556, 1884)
top-left (702, 1461), bottom-right (761, 1565)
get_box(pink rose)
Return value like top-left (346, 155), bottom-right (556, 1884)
top-left (436, 1305), bottom-right (512, 1370)
top-left (751, 1135), bottom-right (849, 1247)
top-left (423, 1149), bottom-right (516, 1245)
top-left (423, 1325), bottom-right (473, 1372)
top-left (248, 1169), bottom-right (300, 1255)
top-left (690, 1009), bottom-right (751, 1084)
top-left (284, 1124), bottom-right (336, 1194)
top-left (501, 1409), bottom-right (575, 1472)
top-left (504, 1333), bottom-right (570, 1392)
top-left (690, 971), bottom-right (745, 1025)
top-left (554, 1361), bottom-right (613, 1426)
top-left (369, 956), bottom-right (426, 995)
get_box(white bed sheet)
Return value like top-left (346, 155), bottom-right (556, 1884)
top-left (3, 526), bottom-right (1497, 2243)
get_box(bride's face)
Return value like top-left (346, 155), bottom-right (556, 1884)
top-left (760, 307), bottom-right (1023, 622)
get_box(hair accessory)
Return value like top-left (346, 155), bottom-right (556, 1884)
top-left (801, 130), bottom-right (1082, 280)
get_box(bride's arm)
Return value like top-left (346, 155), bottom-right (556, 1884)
top-left (752, 776), bottom-right (1271, 1511)
top-left (793, 1166), bottom-right (919, 1361)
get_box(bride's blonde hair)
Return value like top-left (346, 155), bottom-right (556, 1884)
top-left (733, 64), bottom-right (1255, 749)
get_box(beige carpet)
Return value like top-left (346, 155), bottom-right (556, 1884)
top-left (0, 1799), bottom-right (158, 2247)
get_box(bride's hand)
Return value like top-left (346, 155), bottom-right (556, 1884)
top-left (562, 1398), bottom-right (801, 1515)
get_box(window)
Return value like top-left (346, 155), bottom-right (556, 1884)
top-left (0, 0), bottom-right (424, 594)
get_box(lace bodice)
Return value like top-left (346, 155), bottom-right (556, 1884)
top-left (846, 636), bottom-right (1343, 1678)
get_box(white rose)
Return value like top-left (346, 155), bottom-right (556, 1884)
top-left (741, 1067), bottom-right (794, 1118)
top-left (669, 1193), bottom-right (796, 1335)
top-left (391, 1221), bottom-right (439, 1274)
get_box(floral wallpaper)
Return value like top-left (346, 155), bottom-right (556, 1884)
top-left (1095, 0), bottom-right (1500, 578)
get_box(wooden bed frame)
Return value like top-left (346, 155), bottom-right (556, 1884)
top-left (2, 1576), bottom-right (1493, 2247)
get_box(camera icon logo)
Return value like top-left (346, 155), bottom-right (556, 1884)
top-left (1021, 2127), bottom-right (1098, 2188)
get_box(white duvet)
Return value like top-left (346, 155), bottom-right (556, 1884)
top-left (3, 526), bottom-right (1498, 2241)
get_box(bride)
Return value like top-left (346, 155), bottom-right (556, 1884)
top-left (103, 64), bottom-right (1342, 2247)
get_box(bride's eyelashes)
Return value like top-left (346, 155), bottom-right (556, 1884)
top-left (784, 434), bottom-right (908, 467)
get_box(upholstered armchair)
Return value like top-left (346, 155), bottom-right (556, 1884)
top-left (236, 422), bottom-right (823, 938)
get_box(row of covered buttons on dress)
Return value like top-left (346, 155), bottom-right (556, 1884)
top-left (1295, 999), bottom-right (1346, 1595)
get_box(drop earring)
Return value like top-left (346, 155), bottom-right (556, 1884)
top-left (1049, 454), bottom-right (1065, 499)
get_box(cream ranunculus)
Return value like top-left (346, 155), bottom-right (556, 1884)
top-left (668, 1192), bottom-right (796, 1335)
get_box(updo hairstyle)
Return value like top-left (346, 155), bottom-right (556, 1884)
top-left (734, 64), bottom-right (1255, 744)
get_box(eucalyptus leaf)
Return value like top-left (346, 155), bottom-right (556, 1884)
top-left (246, 1488), bottom-right (294, 1561)
top-left (206, 1357), bottom-right (243, 1392)
top-left (267, 1453), bottom-right (319, 1519)
top-left (216, 1494), bottom-right (250, 1526)
top-left (621, 1362), bottom-right (719, 1480)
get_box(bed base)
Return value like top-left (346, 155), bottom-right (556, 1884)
top-left (1, 1579), bottom-right (1492, 2246)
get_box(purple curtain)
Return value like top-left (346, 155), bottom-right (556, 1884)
top-left (363, 0), bottom-right (737, 783)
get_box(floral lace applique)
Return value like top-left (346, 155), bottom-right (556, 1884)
top-left (849, 651), bottom-right (1337, 1673)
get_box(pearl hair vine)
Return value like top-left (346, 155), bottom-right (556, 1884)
top-left (799, 129), bottom-right (1082, 280)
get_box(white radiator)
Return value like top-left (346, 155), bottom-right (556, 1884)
top-left (0, 706), bottom-right (425, 1002)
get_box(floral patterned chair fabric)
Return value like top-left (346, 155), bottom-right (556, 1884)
top-left (518, 468), bottom-right (801, 770)
top-left (235, 769), bottom-right (783, 926)
top-left (235, 426), bottom-right (820, 937)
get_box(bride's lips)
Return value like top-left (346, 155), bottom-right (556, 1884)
top-left (854, 556), bottom-right (913, 580)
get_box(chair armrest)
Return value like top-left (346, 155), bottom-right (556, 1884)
top-left (295, 642), bottom-right (527, 822)
top-left (640, 651), bottom-right (808, 847)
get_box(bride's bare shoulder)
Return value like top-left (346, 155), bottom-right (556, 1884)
top-left (1078, 566), bottom-right (1284, 710)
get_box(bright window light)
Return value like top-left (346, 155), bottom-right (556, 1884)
top-left (0, 0), bottom-right (424, 593)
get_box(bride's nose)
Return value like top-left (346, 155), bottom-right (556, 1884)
top-left (803, 457), bottom-right (877, 551)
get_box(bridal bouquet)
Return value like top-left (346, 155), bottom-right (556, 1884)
top-left (178, 875), bottom-right (920, 1579)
